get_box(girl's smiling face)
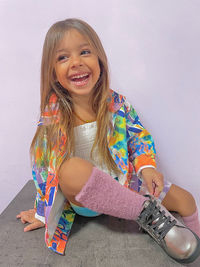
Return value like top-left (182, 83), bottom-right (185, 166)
top-left (54, 29), bottom-right (101, 99)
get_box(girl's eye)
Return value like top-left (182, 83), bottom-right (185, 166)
top-left (57, 55), bottom-right (68, 61)
top-left (81, 50), bottom-right (91, 55)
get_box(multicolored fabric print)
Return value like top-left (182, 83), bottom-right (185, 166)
top-left (32, 89), bottom-right (156, 254)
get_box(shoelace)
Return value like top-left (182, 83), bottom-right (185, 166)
top-left (138, 199), bottom-right (177, 241)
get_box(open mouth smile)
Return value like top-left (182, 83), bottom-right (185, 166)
top-left (69, 72), bottom-right (91, 87)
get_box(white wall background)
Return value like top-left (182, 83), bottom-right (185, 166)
top-left (0, 0), bottom-right (199, 214)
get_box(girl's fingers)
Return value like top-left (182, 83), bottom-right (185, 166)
top-left (24, 223), bottom-right (36, 232)
top-left (154, 176), bottom-right (163, 189)
top-left (142, 169), bottom-right (164, 198)
top-left (153, 178), bottom-right (164, 197)
top-left (19, 214), bottom-right (31, 224)
top-left (21, 219), bottom-right (27, 224)
top-left (16, 211), bottom-right (26, 218)
top-left (24, 221), bottom-right (44, 232)
top-left (145, 180), bottom-right (153, 195)
top-left (154, 186), bottom-right (161, 197)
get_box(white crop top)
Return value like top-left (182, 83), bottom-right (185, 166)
top-left (74, 121), bottom-right (126, 185)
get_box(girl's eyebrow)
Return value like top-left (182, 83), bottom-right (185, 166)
top-left (79, 42), bottom-right (90, 48)
top-left (56, 43), bottom-right (90, 53)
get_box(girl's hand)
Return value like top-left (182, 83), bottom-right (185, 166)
top-left (141, 168), bottom-right (164, 197)
top-left (16, 209), bottom-right (45, 232)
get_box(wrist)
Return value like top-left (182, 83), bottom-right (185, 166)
top-left (138, 166), bottom-right (156, 177)
top-left (141, 167), bottom-right (155, 174)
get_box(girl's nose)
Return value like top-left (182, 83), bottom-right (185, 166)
top-left (70, 55), bottom-right (83, 68)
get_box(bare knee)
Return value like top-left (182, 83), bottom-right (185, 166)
top-left (58, 157), bottom-right (94, 197)
top-left (162, 184), bottom-right (196, 216)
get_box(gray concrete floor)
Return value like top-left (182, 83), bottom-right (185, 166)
top-left (0, 180), bottom-right (200, 267)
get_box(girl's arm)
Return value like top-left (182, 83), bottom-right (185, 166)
top-left (31, 119), bottom-right (51, 224)
top-left (18, 98), bottom-right (58, 229)
top-left (125, 100), bottom-right (164, 196)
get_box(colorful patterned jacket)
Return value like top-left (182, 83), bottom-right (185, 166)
top-left (32, 89), bottom-right (156, 255)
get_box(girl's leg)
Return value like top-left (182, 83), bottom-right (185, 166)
top-left (58, 157), bottom-right (147, 220)
top-left (58, 157), bottom-right (94, 206)
top-left (161, 184), bottom-right (200, 237)
top-left (58, 157), bottom-right (200, 263)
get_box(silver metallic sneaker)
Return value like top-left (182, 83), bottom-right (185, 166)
top-left (136, 196), bottom-right (200, 263)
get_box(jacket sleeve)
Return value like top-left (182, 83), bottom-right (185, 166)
top-left (32, 94), bottom-right (59, 222)
top-left (32, 132), bottom-right (48, 223)
top-left (33, 164), bottom-right (47, 223)
top-left (125, 100), bottom-right (157, 175)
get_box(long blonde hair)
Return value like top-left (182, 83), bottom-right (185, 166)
top-left (30, 18), bottom-right (120, 174)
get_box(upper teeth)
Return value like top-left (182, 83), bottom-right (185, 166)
top-left (71, 74), bottom-right (88, 79)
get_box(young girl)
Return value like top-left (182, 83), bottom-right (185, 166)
top-left (17, 18), bottom-right (200, 263)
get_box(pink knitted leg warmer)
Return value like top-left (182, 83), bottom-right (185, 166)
top-left (75, 167), bottom-right (147, 220)
top-left (182, 209), bottom-right (200, 238)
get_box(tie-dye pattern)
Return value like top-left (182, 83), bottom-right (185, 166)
top-left (32, 89), bottom-right (156, 254)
